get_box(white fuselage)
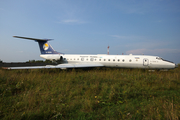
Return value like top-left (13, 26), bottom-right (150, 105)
top-left (10, 36), bottom-right (177, 70)
top-left (40, 54), bottom-right (176, 69)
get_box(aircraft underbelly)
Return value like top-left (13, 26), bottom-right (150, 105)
top-left (103, 62), bottom-right (144, 68)
top-left (149, 64), bottom-right (175, 69)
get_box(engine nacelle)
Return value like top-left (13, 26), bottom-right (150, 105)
top-left (40, 54), bottom-right (63, 61)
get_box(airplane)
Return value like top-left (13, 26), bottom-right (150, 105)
top-left (3, 36), bottom-right (178, 70)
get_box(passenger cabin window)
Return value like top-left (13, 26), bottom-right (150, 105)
top-left (122, 59), bottom-right (125, 62)
top-left (113, 59), bottom-right (115, 61)
top-left (129, 60), bottom-right (132, 62)
top-left (81, 58), bottom-right (84, 61)
top-left (99, 59), bottom-right (101, 61)
top-left (108, 59), bottom-right (110, 61)
top-left (104, 59), bottom-right (106, 61)
top-left (77, 58), bottom-right (79, 60)
top-left (118, 59), bottom-right (120, 62)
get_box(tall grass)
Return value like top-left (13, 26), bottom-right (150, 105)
top-left (0, 67), bottom-right (180, 119)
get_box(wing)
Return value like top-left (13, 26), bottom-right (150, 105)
top-left (3, 63), bottom-right (104, 70)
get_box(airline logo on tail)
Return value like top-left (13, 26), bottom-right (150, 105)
top-left (43, 43), bottom-right (49, 50)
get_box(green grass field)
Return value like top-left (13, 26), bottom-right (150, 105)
top-left (0, 66), bottom-right (180, 120)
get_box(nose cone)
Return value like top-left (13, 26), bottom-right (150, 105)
top-left (166, 62), bottom-right (177, 69)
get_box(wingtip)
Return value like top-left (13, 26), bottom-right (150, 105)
top-left (2, 67), bottom-right (10, 69)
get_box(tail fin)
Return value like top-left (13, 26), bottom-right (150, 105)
top-left (13, 36), bottom-right (59, 54)
top-left (38, 41), bottom-right (59, 54)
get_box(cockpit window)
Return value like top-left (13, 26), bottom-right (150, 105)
top-left (156, 57), bottom-right (174, 63)
top-left (163, 59), bottom-right (174, 63)
top-left (156, 57), bottom-right (162, 60)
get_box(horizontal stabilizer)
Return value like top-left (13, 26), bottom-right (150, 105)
top-left (13, 36), bottom-right (59, 54)
top-left (13, 36), bottom-right (53, 41)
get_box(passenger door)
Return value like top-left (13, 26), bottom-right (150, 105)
top-left (143, 58), bottom-right (149, 66)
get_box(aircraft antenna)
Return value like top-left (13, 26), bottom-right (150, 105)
top-left (107, 46), bottom-right (110, 55)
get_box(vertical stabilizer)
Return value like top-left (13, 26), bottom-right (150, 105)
top-left (37, 41), bottom-right (59, 54)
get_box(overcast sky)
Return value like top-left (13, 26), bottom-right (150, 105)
top-left (0, 0), bottom-right (180, 63)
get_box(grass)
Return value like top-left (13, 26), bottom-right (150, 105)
top-left (0, 66), bottom-right (180, 119)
